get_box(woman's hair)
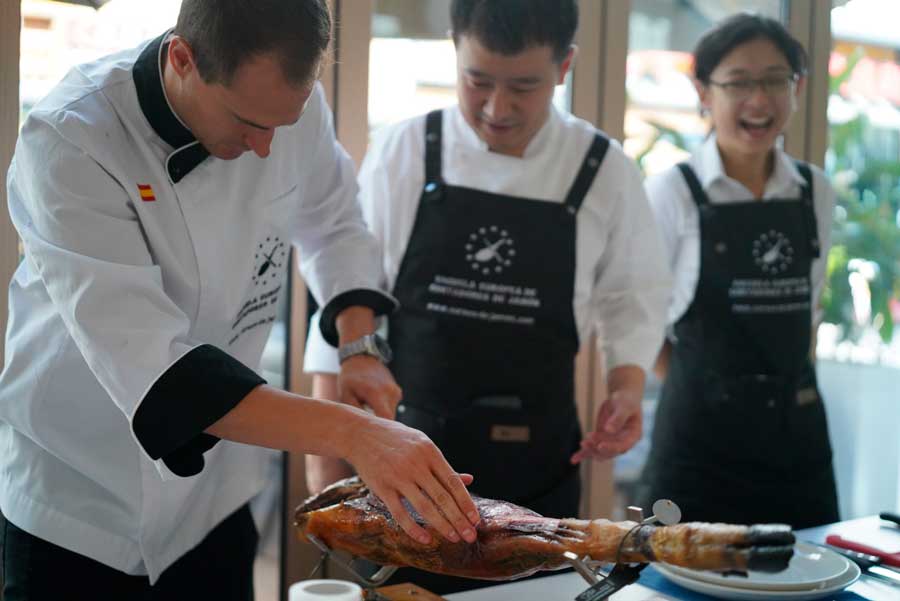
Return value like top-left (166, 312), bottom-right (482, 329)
top-left (693, 12), bottom-right (808, 83)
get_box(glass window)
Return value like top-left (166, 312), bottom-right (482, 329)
top-left (624, 0), bottom-right (783, 176)
top-left (20, 0), bottom-right (183, 124)
top-left (369, 0), bottom-right (571, 134)
top-left (820, 0), bottom-right (900, 364)
top-left (817, 0), bottom-right (900, 519)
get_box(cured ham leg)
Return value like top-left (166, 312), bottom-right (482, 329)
top-left (295, 477), bottom-right (794, 581)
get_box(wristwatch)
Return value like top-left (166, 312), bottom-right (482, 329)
top-left (338, 333), bottom-right (393, 364)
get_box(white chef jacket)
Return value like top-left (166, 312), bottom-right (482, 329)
top-left (644, 134), bottom-right (834, 330)
top-left (304, 104), bottom-right (672, 374)
top-left (0, 33), bottom-right (395, 582)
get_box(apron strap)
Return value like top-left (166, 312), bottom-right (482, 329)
top-left (677, 163), bottom-right (710, 208)
top-left (563, 133), bottom-right (610, 215)
top-left (423, 110), bottom-right (444, 200)
top-left (793, 161), bottom-right (821, 258)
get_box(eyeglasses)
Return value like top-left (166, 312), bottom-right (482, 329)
top-left (707, 74), bottom-right (799, 101)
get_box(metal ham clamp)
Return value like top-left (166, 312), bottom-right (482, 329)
top-left (566, 499), bottom-right (682, 601)
top-left (306, 533), bottom-right (399, 601)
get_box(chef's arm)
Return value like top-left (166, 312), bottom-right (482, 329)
top-left (305, 373), bottom-right (355, 494)
top-left (206, 384), bottom-right (481, 545)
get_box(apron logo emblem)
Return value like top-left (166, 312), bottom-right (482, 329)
top-left (465, 226), bottom-right (516, 275)
top-left (252, 236), bottom-right (286, 287)
top-left (752, 230), bottom-right (794, 274)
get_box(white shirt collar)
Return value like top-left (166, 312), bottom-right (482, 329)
top-left (693, 132), bottom-right (807, 197)
top-left (450, 104), bottom-right (560, 160)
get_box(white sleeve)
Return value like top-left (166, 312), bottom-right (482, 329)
top-left (302, 121), bottom-right (396, 375)
top-left (302, 310), bottom-right (341, 374)
top-left (7, 116), bottom-right (265, 479)
top-left (591, 152), bottom-right (673, 372)
top-left (644, 171), bottom-right (683, 273)
top-left (809, 166), bottom-right (835, 326)
top-left (291, 85), bottom-right (397, 346)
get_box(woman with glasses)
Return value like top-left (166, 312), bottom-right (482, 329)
top-left (637, 13), bottom-right (839, 528)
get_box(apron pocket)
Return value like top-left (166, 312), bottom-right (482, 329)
top-left (700, 372), bottom-right (791, 472)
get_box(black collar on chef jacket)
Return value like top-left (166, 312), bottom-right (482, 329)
top-left (133, 31), bottom-right (210, 184)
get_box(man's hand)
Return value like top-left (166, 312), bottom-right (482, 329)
top-left (345, 415), bottom-right (480, 545)
top-left (334, 305), bottom-right (402, 418)
top-left (570, 365), bottom-right (645, 464)
top-left (339, 355), bottom-right (402, 419)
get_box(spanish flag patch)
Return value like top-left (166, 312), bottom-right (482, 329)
top-left (137, 184), bottom-right (156, 202)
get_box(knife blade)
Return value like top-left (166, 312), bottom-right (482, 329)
top-left (827, 546), bottom-right (900, 588)
top-left (826, 534), bottom-right (900, 568)
top-left (826, 545), bottom-right (900, 574)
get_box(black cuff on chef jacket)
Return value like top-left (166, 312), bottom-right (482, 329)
top-left (133, 344), bottom-right (266, 477)
top-left (319, 289), bottom-right (398, 347)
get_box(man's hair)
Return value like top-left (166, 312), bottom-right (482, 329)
top-left (693, 13), bottom-right (808, 83)
top-left (450, 0), bottom-right (578, 63)
top-left (174, 0), bottom-right (331, 86)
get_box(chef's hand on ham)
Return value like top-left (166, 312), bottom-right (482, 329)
top-left (571, 365), bottom-right (645, 464)
top-left (339, 355), bottom-right (403, 419)
top-left (345, 415), bottom-right (481, 546)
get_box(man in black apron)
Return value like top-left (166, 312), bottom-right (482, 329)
top-left (381, 114), bottom-right (609, 594)
top-left (305, 1), bottom-right (671, 593)
top-left (639, 162), bottom-right (839, 529)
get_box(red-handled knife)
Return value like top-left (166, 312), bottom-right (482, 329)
top-left (826, 534), bottom-right (900, 568)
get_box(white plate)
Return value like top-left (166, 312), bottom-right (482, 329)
top-left (656, 555), bottom-right (860, 601)
top-left (662, 542), bottom-right (850, 591)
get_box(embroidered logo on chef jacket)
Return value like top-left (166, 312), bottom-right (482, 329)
top-left (752, 230), bottom-right (795, 274)
top-left (465, 225), bottom-right (516, 275)
top-left (228, 235), bottom-right (287, 346)
top-left (252, 236), bottom-right (286, 287)
top-left (137, 184), bottom-right (156, 202)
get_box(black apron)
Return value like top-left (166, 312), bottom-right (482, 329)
top-left (638, 162), bottom-right (839, 529)
top-left (385, 110), bottom-right (609, 594)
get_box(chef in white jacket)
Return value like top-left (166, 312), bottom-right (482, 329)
top-left (0, 2), bottom-right (479, 599)
top-left (304, 0), bottom-right (671, 594)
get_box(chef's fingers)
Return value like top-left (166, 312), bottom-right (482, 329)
top-left (570, 445), bottom-right (616, 464)
top-left (342, 390), bottom-right (368, 412)
top-left (420, 472), bottom-right (479, 540)
top-left (380, 489), bottom-right (433, 545)
top-left (570, 422), bottom-right (639, 463)
top-left (434, 468), bottom-right (480, 526)
top-left (601, 391), bottom-right (638, 434)
top-left (572, 444), bottom-right (619, 463)
top-left (399, 483), bottom-right (468, 544)
top-left (363, 394), bottom-right (395, 420)
top-left (360, 378), bottom-right (403, 420)
top-left (349, 381), bottom-right (402, 420)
